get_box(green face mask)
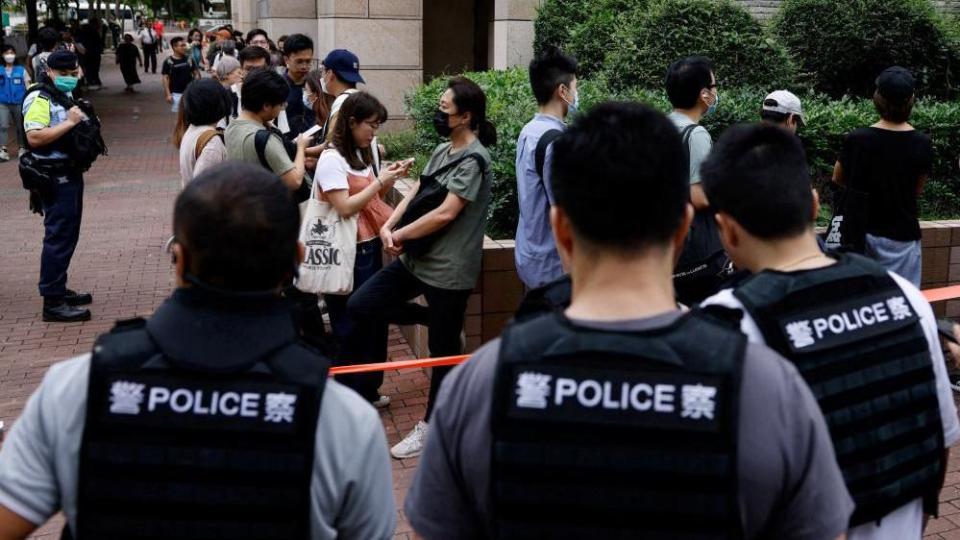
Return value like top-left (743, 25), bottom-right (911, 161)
top-left (53, 75), bottom-right (79, 93)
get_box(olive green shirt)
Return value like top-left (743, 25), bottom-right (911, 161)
top-left (224, 118), bottom-right (295, 176)
top-left (401, 139), bottom-right (492, 290)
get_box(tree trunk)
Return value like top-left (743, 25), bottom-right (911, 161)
top-left (27, 0), bottom-right (39, 42)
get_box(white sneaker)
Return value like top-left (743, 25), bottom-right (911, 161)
top-left (0, 148), bottom-right (9, 162)
top-left (371, 395), bottom-right (391, 409)
top-left (391, 420), bottom-right (428, 459)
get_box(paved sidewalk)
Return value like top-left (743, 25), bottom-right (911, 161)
top-left (0, 54), bottom-right (429, 538)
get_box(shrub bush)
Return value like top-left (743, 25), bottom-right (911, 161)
top-left (533, 0), bottom-right (643, 78)
top-left (773, 0), bottom-right (960, 99)
top-left (395, 69), bottom-right (960, 239)
top-left (602, 0), bottom-right (795, 92)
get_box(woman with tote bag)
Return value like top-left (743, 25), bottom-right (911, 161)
top-left (301, 91), bottom-right (410, 406)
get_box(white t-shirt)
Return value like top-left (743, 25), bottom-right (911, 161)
top-left (137, 27), bottom-right (156, 45)
top-left (313, 148), bottom-right (372, 194)
top-left (702, 270), bottom-right (960, 540)
top-left (0, 354), bottom-right (396, 539)
top-left (178, 124), bottom-right (227, 188)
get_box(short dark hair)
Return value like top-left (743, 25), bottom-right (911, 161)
top-left (759, 108), bottom-right (791, 125)
top-left (174, 162), bottom-right (300, 291)
top-left (551, 102), bottom-right (687, 252)
top-left (38, 27), bottom-right (59, 51)
top-left (246, 28), bottom-right (268, 43)
top-left (170, 36), bottom-right (184, 47)
top-left (183, 78), bottom-right (232, 127)
top-left (701, 123), bottom-right (813, 240)
top-left (873, 91), bottom-right (914, 124)
top-left (665, 56), bottom-right (714, 109)
top-left (332, 92), bottom-right (388, 170)
top-left (529, 46), bottom-right (578, 105)
top-left (238, 45), bottom-right (271, 67)
top-left (282, 34), bottom-right (313, 56)
top-left (240, 68), bottom-right (290, 112)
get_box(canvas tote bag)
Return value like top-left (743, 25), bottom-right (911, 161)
top-left (295, 178), bottom-right (358, 295)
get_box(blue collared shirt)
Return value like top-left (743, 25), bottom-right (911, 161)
top-left (514, 114), bottom-right (566, 289)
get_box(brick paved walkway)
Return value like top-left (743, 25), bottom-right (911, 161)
top-left (3, 52), bottom-right (960, 540)
top-left (0, 53), bottom-right (429, 538)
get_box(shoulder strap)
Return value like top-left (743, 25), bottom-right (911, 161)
top-left (427, 152), bottom-right (488, 180)
top-left (254, 129), bottom-right (273, 170)
top-left (90, 318), bottom-right (162, 370)
top-left (535, 129), bottom-right (563, 179)
top-left (195, 128), bottom-right (223, 160)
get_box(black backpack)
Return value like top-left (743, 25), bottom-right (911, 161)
top-left (535, 129), bottom-right (563, 179)
top-left (20, 83), bottom-right (107, 173)
top-left (254, 126), bottom-right (311, 203)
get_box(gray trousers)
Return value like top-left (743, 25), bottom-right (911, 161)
top-left (0, 103), bottom-right (25, 149)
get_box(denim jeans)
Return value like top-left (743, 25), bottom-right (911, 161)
top-left (346, 259), bottom-right (471, 418)
top-left (327, 238), bottom-right (390, 401)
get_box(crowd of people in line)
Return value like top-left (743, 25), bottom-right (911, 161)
top-left (0, 25), bottom-right (954, 540)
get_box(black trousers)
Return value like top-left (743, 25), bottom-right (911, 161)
top-left (39, 171), bottom-right (83, 298)
top-left (142, 44), bottom-right (157, 73)
top-left (346, 259), bottom-right (471, 419)
top-left (83, 51), bottom-right (102, 85)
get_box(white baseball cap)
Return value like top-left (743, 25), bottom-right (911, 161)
top-left (762, 90), bottom-right (805, 126)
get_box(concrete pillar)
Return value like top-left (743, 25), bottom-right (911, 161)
top-left (256, 0), bottom-right (319, 44)
top-left (231, 0), bottom-right (258, 31)
top-left (489, 0), bottom-right (538, 69)
top-left (316, 0), bottom-right (423, 125)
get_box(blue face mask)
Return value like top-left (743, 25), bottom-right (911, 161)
top-left (54, 75), bottom-right (79, 93)
top-left (705, 91), bottom-right (720, 116)
top-left (562, 85), bottom-right (579, 117)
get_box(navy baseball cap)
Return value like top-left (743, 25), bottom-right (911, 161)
top-left (322, 49), bottom-right (364, 84)
top-left (876, 66), bottom-right (916, 103)
top-left (47, 50), bottom-right (79, 70)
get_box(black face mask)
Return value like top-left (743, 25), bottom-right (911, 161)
top-left (433, 109), bottom-right (453, 138)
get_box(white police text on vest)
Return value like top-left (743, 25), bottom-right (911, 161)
top-left (782, 294), bottom-right (915, 352)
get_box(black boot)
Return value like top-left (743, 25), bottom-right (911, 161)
top-left (64, 289), bottom-right (93, 306)
top-left (43, 297), bottom-right (91, 322)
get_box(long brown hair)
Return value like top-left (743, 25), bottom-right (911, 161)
top-left (331, 92), bottom-right (388, 170)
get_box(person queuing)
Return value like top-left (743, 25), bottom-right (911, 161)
top-left (216, 56), bottom-right (242, 89)
top-left (833, 67), bottom-right (932, 287)
top-left (161, 37), bottom-right (200, 114)
top-left (174, 79), bottom-right (231, 186)
top-left (760, 90), bottom-right (805, 133)
top-left (666, 56), bottom-right (728, 306)
top-left (115, 34), bottom-right (142, 93)
top-left (313, 92), bottom-right (410, 407)
top-left (232, 46), bottom-right (272, 121)
top-left (246, 28), bottom-right (270, 49)
top-left (321, 49), bottom-right (364, 140)
top-left (21, 50), bottom-right (95, 322)
top-left (280, 34), bottom-right (316, 137)
top-left (700, 123), bottom-right (957, 538)
top-left (0, 45), bottom-right (29, 161)
top-left (0, 163), bottom-right (396, 540)
top-left (405, 102), bottom-right (853, 539)
top-left (186, 27), bottom-right (208, 72)
top-left (225, 68), bottom-right (308, 193)
top-left (136, 21), bottom-right (159, 74)
top-left (347, 77), bottom-right (496, 459)
top-left (514, 46), bottom-right (577, 290)
top-left (29, 27), bottom-right (60, 82)
top-left (212, 39), bottom-right (238, 73)
top-left (76, 19), bottom-right (103, 90)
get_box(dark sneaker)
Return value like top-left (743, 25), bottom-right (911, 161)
top-left (64, 289), bottom-right (93, 306)
top-left (43, 303), bottom-right (92, 322)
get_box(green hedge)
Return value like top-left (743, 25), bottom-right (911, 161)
top-left (773, 0), bottom-right (960, 99)
top-left (602, 0), bottom-right (795, 92)
top-left (393, 69), bottom-right (960, 239)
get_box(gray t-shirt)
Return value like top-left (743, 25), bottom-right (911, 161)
top-left (405, 311), bottom-right (854, 540)
top-left (224, 117), bottom-right (295, 177)
top-left (401, 139), bottom-right (493, 290)
top-left (0, 354), bottom-right (396, 540)
top-left (668, 111), bottom-right (712, 185)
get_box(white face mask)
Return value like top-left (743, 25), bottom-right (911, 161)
top-left (319, 72), bottom-right (329, 95)
top-left (3, 54), bottom-right (15, 65)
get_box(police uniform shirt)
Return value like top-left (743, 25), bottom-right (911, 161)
top-left (22, 87), bottom-right (75, 160)
top-left (703, 271), bottom-right (960, 540)
top-left (0, 358), bottom-right (396, 539)
top-left (404, 310), bottom-right (855, 540)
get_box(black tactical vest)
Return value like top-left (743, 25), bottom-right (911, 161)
top-left (73, 319), bottom-right (328, 540)
top-left (734, 253), bottom-right (944, 526)
top-left (492, 309), bottom-right (747, 539)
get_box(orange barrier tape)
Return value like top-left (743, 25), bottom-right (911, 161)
top-left (327, 284), bottom-right (960, 376)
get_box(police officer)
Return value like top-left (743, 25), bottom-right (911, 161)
top-left (0, 163), bottom-right (395, 539)
top-left (700, 123), bottom-right (958, 538)
top-left (405, 103), bottom-right (854, 539)
top-left (21, 50), bottom-right (93, 322)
